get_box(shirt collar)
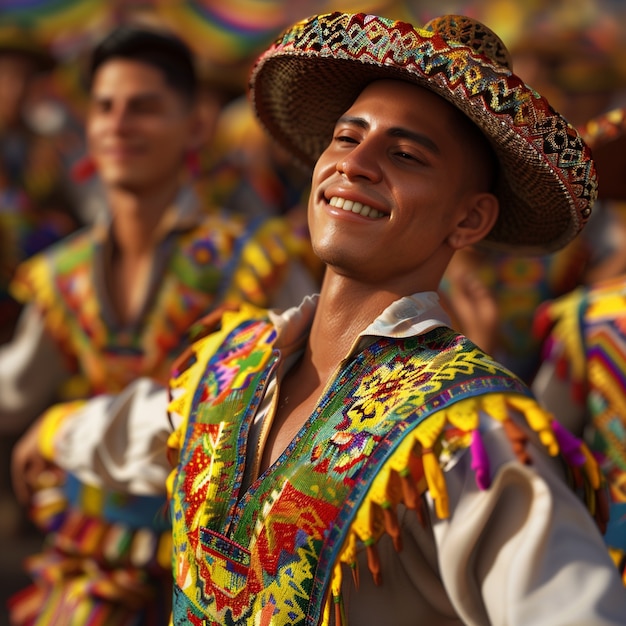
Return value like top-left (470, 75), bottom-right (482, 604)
top-left (94, 183), bottom-right (207, 245)
top-left (269, 291), bottom-right (452, 358)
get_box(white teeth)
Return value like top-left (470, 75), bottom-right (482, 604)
top-left (328, 196), bottom-right (384, 219)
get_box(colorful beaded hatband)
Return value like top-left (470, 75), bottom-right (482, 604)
top-left (250, 12), bottom-right (598, 255)
top-left (580, 107), bottom-right (626, 201)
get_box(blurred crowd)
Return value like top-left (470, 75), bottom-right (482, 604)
top-left (1, 0), bottom-right (626, 624)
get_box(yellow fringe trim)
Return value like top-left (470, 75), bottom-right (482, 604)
top-left (10, 251), bottom-right (85, 364)
top-left (321, 391), bottom-right (599, 626)
top-left (542, 288), bottom-right (587, 384)
top-left (222, 217), bottom-right (307, 307)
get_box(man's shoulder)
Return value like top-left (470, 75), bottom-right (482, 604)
top-left (171, 304), bottom-right (274, 376)
top-left (168, 303), bottom-right (276, 424)
top-left (406, 325), bottom-right (523, 381)
top-left (9, 226), bottom-right (94, 300)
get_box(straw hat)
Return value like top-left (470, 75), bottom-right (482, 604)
top-left (580, 107), bottom-right (626, 202)
top-left (249, 12), bottom-right (597, 255)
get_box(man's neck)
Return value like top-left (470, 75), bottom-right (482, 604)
top-left (305, 274), bottom-right (402, 375)
top-left (106, 181), bottom-right (180, 256)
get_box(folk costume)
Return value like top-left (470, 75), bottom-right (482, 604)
top-left (164, 11), bottom-right (617, 624)
top-left (5, 185), bottom-right (317, 625)
top-left (532, 107), bottom-right (626, 582)
top-left (37, 294), bottom-right (624, 625)
top-left (1, 185), bottom-right (313, 423)
top-left (533, 276), bottom-right (626, 577)
top-left (18, 11), bottom-right (626, 626)
top-left (166, 296), bottom-right (616, 625)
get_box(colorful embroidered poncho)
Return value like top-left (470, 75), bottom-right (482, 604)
top-left (10, 213), bottom-right (301, 398)
top-left (8, 213), bottom-right (309, 626)
top-left (535, 275), bottom-right (626, 566)
top-left (167, 305), bottom-right (603, 626)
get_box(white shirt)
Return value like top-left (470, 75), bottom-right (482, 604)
top-left (44, 291), bottom-right (626, 625)
top-left (0, 186), bottom-right (318, 432)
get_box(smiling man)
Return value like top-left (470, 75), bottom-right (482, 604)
top-left (16, 12), bottom-right (626, 626)
top-left (4, 24), bottom-right (317, 626)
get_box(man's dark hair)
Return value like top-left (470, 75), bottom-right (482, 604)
top-left (89, 25), bottom-right (197, 103)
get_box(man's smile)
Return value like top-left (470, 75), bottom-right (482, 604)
top-left (328, 196), bottom-right (386, 219)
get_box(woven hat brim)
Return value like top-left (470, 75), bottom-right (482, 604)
top-left (250, 14), bottom-right (597, 256)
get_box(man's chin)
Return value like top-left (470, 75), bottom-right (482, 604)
top-left (101, 175), bottom-right (148, 194)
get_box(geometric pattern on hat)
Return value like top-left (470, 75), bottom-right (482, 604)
top-left (250, 12), bottom-right (598, 254)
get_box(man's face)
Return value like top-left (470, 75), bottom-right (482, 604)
top-left (308, 79), bottom-right (490, 292)
top-left (87, 59), bottom-right (195, 193)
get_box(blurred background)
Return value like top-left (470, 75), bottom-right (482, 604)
top-left (1, 0), bottom-right (626, 623)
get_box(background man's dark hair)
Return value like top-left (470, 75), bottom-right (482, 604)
top-left (89, 25), bottom-right (198, 103)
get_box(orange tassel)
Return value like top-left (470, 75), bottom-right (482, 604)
top-left (366, 543), bottom-right (382, 586)
top-left (502, 418), bottom-right (531, 464)
top-left (382, 505), bottom-right (402, 552)
top-left (351, 562), bottom-right (360, 589)
top-left (334, 596), bottom-right (343, 626)
top-left (400, 471), bottom-right (420, 510)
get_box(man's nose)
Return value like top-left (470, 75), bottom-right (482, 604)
top-left (107, 105), bottom-right (132, 133)
top-left (336, 141), bottom-right (382, 182)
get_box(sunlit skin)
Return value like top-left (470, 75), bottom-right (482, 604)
top-left (86, 59), bottom-right (204, 324)
top-left (260, 80), bottom-right (499, 472)
top-left (11, 56), bottom-right (206, 504)
top-left (87, 59), bottom-right (198, 201)
top-left (308, 79), bottom-right (498, 296)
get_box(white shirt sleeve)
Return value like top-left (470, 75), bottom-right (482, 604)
top-left (51, 377), bottom-right (175, 496)
top-left (0, 304), bottom-right (72, 431)
top-left (434, 422), bottom-right (626, 625)
top-left (339, 414), bottom-right (626, 625)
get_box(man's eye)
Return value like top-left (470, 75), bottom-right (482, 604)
top-left (92, 100), bottom-right (111, 113)
top-left (335, 134), bottom-right (358, 144)
top-left (396, 151), bottom-right (425, 164)
top-left (130, 102), bottom-right (160, 115)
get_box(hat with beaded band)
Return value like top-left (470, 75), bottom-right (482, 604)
top-left (249, 12), bottom-right (597, 255)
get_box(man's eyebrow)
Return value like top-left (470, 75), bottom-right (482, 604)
top-left (336, 115), bottom-right (440, 154)
top-left (388, 127), bottom-right (439, 154)
top-left (91, 91), bottom-right (163, 103)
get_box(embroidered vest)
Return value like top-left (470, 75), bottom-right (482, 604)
top-left (535, 276), bottom-right (626, 553)
top-left (168, 306), bottom-right (602, 626)
top-left (10, 215), bottom-right (300, 397)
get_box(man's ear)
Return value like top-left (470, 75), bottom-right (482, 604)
top-left (192, 92), bottom-right (225, 150)
top-left (186, 106), bottom-right (210, 153)
top-left (446, 192), bottom-right (499, 250)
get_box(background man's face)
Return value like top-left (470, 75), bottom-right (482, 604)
top-left (87, 59), bottom-right (195, 193)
